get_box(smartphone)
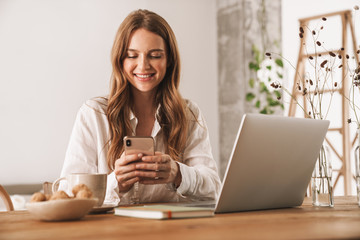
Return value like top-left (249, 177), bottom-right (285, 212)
top-left (123, 136), bottom-right (155, 156)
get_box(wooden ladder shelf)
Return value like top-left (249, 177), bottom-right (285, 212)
top-left (288, 10), bottom-right (359, 195)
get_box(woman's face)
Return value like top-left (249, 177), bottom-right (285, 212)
top-left (123, 28), bottom-right (167, 94)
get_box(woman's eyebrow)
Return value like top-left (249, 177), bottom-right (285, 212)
top-left (149, 49), bottom-right (165, 53)
top-left (127, 49), bottom-right (165, 53)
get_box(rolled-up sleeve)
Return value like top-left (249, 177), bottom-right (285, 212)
top-left (176, 101), bottom-right (221, 201)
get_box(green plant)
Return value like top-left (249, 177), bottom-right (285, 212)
top-left (245, 0), bottom-right (284, 114)
top-left (246, 46), bottom-right (284, 114)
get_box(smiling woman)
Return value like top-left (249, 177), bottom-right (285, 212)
top-left (58, 9), bottom-right (221, 205)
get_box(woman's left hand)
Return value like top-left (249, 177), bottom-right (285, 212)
top-left (134, 152), bottom-right (182, 187)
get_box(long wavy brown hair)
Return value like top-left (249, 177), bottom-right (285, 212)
top-left (106, 9), bottom-right (188, 170)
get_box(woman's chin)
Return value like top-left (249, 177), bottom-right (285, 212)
top-left (131, 86), bottom-right (157, 94)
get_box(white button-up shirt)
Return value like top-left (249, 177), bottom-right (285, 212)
top-left (59, 98), bottom-right (221, 205)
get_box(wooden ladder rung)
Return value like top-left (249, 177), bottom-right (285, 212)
top-left (301, 50), bottom-right (343, 58)
top-left (299, 10), bottom-right (351, 22)
top-left (328, 128), bottom-right (343, 132)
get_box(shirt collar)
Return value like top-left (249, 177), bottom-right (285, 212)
top-left (129, 105), bottom-right (162, 137)
top-left (129, 110), bottom-right (136, 121)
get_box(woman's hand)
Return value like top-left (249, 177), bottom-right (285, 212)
top-left (135, 152), bottom-right (182, 187)
top-left (114, 152), bottom-right (143, 193)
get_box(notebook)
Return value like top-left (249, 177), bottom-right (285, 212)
top-left (114, 205), bottom-right (214, 219)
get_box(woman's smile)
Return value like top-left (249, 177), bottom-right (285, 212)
top-left (134, 73), bottom-right (156, 81)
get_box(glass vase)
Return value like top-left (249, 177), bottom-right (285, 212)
top-left (354, 128), bottom-right (360, 207)
top-left (311, 145), bottom-right (334, 207)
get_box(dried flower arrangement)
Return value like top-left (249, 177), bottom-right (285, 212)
top-left (265, 7), bottom-right (360, 203)
top-left (265, 6), bottom-right (360, 204)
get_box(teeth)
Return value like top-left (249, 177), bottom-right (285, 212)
top-left (136, 74), bottom-right (152, 78)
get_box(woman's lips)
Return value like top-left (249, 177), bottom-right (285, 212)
top-left (134, 73), bottom-right (155, 81)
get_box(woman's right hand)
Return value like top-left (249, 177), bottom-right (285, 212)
top-left (114, 152), bottom-right (143, 193)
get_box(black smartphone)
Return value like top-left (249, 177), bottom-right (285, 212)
top-left (123, 136), bottom-right (155, 156)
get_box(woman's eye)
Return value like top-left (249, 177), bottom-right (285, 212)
top-left (150, 55), bottom-right (162, 59)
top-left (127, 55), bottom-right (137, 59)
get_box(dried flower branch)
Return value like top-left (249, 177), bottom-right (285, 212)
top-left (268, 6), bottom-right (360, 133)
top-left (266, 15), bottom-right (352, 120)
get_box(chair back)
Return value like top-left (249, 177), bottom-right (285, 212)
top-left (0, 184), bottom-right (14, 211)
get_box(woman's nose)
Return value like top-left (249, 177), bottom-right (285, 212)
top-left (137, 55), bottom-right (150, 70)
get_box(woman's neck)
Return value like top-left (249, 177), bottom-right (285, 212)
top-left (131, 87), bottom-right (157, 136)
top-left (132, 89), bottom-right (156, 117)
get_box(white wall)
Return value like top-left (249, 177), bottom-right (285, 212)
top-left (0, 0), bottom-right (218, 185)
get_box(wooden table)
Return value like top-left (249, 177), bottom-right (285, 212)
top-left (0, 197), bottom-right (359, 240)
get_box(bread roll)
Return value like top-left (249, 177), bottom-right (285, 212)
top-left (75, 189), bottom-right (93, 199)
top-left (49, 190), bottom-right (70, 200)
top-left (30, 192), bottom-right (47, 202)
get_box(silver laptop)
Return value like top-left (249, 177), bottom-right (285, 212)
top-left (211, 113), bottom-right (329, 213)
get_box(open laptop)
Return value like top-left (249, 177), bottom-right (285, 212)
top-left (188, 113), bottom-right (329, 213)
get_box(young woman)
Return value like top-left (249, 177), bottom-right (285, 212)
top-left (60, 9), bottom-right (221, 205)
